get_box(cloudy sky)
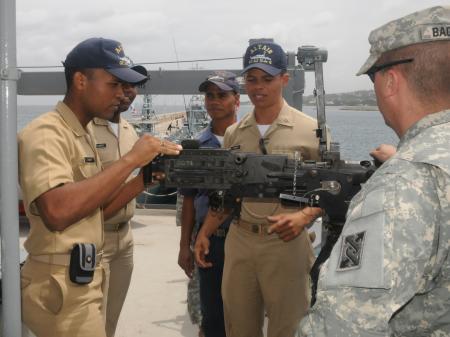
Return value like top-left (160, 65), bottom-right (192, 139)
top-left (15, 0), bottom-right (448, 104)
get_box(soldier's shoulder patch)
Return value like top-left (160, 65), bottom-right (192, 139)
top-left (337, 231), bottom-right (366, 271)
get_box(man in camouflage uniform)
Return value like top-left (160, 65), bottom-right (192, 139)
top-left (299, 6), bottom-right (450, 336)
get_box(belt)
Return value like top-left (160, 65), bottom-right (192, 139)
top-left (104, 221), bottom-right (128, 232)
top-left (212, 228), bottom-right (228, 238)
top-left (234, 220), bottom-right (317, 241)
top-left (234, 219), bottom-right (271, 236)
top-left (30, 251), bottom-right (103, 267)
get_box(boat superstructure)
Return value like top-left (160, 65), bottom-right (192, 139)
top-left (128, 94), bottom-right (187, 138)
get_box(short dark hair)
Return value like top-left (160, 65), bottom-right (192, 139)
top-left (64, 67), bottom-right (94, 91)
top-left (378, 40), bottom-right (450, 105)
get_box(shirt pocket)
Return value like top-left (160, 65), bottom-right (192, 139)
top-left (75, 156), bottom-right (100, 180)
top-left (322, 187), bottom-right (390, 290)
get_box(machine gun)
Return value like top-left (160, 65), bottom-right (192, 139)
top-left (148, 45), bottom-right (377, 303)
top-left (151, 46), bottom-right (374, 221)
top-left (152, 147), bottom-right (375, 224)
top-left (150, 142), bottom-right (376, 303)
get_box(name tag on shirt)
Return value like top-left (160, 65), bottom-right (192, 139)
top-left (96, 143), bottom-right (107, 149)
top-left (84, 157), bottom-right (96, 163)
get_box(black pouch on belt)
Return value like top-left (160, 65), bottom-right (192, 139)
top-left (69, 243), bottom-right (96, 285)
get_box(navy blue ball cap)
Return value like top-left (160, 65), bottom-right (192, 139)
top-left (198, 70), bottom-right (240, 93)
top-left (63, 37), bottom-right (147, 84)
top-left (131, 65), bottom-right (149, 86)
top-left (242, 42), bottom-right (287, 76)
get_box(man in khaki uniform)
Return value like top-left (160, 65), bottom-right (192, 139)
top-left (18, 38), bottom-right (181, 337)
top-left (195, 42), bottom-right (322, 337)
top-left (91, 65), bottom-right (147, 337)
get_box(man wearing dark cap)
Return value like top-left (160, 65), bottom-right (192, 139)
top-left (91, 65), bottom-right (148, 337)
top-left (195, 42), bottom-right (321, 337)
top-left (299, 6), bottom-right (450, 337)
top-left (18, 38), bottom-right (181, 337)
top-left (179, 71), bottom-right (239, 337)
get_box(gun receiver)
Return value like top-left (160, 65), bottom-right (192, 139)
top-left (152, 148), bottom-right (375, 224)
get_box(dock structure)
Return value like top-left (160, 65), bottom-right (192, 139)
top-left (128, 111), bottom-right (187, 137)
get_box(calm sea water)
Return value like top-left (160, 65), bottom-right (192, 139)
top-left (17, 103), bottom-right (398, 161)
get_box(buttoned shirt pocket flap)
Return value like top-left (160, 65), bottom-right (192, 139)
top-left (323, 188), bottom-right (389, 289)
top-left (77, 156), bottom-right (99, 179)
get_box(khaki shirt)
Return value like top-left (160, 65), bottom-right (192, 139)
top-left (18, 101), bottom-right (103, 255)
top-left (91, 116), bottom-right (139, 225)
top-left (224, 101), bottom-right (320, 224)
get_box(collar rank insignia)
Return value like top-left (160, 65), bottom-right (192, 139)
top-left (337, 231), bottom-right (366, 271)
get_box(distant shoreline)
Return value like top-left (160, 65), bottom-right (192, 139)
top-left (304, 104), bottom-right (379, 112)
top-left (339, 105), bottom-right (379, 111)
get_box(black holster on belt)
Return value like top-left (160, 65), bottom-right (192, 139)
top-left (69, 243), bottom-right (96, 285)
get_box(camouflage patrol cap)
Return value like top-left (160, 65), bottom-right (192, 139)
top-left (357, 6), bottom-right (450, 75)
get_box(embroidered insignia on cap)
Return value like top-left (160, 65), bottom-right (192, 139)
top-left (115, 45), bottom-right (123, 55)
top-left (249, 54), bottom-right (273, 65)
top-left (119, 55), bottom-right (132, 66)
top-left (337, 231), bottom-right (366, 271)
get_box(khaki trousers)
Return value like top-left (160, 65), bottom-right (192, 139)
top-left (21, 259), bottom-right (106, 337)
top-left (222, 223), bottom-right (314, 337)
top-left (102, 222), bottom-right (134, 337)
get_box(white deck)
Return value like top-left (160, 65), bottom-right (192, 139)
top-left (116, 209), bottom-right (198, 337)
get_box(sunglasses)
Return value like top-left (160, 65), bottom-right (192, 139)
top-left (366, 58), bottom-right (414, 83)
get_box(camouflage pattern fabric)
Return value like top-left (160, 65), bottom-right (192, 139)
top-left (298, 109), bottom-right (450, 336)
top-left (176, 192), bottom-right (184, 226)
top-left (190, 218), bottom-right (203, 325)
top-left (357, 5), bottom-right (450, 75)
top-left (187, 265), bottom-right (202, 325)
top-left (176, 193), bottom-right (203, 324)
